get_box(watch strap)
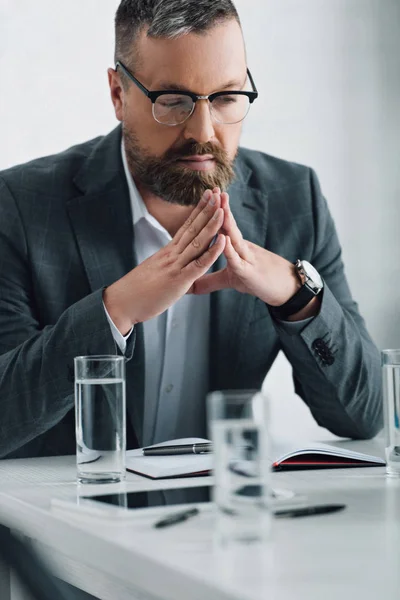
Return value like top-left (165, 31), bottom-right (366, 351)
top-left (268, 283), bottom-right (318, 320)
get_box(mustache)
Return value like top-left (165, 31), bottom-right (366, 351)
top-left (162, 141), bottom-right (230, 166)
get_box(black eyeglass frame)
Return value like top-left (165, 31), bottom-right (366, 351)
top-left (115, 60), bottom-right (258, 124)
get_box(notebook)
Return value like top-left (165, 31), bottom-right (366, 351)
top-left (125, 437), bottom-right (385, 479)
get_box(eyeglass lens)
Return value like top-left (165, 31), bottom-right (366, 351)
top-left (153, 93), bottom-right (251, 125)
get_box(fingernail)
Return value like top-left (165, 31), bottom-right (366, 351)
top-left (203, 190), bottom-right (212, 201)
top-left (209, 194), bottom-right (217, 206)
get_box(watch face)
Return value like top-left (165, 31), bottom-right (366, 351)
top-left (301, 261), bottom-right (323, 290)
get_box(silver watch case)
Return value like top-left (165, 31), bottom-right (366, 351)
top-left (295, 260), bottom-right (323, 293)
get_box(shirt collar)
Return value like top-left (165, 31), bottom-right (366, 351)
top-left (121, 140), bottom-right (149, 227)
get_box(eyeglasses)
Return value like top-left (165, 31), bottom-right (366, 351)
top-left (115, 60), bottom-right (258, 126)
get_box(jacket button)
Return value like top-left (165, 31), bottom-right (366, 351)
top-left (312, 338), bottom-right (335, 366)
top-left (312, 338), bottom-right (325, 351)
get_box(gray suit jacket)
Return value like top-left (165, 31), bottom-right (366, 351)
top-left (0, 126), bottom-right (382, 458)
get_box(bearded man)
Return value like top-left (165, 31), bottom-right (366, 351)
top-left (0, 0), bottom-right (382, 458)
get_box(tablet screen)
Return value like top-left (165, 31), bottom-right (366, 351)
top-left (81, 485), bottom-right (212, 510)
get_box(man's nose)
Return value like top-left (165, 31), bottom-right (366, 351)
top-left (183, 100), bottom-right (215, 144)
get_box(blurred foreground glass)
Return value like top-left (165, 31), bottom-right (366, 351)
top-left (74, 356), bottom-right (126, 484)
top-left (207, 390), bottom-right (271, 545)
top-left (382, 350), bottom-right (400, 477)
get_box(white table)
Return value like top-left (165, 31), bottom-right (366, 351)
top-left (0, 438), bottom-right (399, 600)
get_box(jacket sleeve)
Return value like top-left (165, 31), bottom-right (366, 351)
top-left (272, 169), bottom-right (382, 439)
top-left (0, 178), bottom-right (135, 457)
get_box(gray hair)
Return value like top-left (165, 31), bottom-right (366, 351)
top-left (114, 0), bottom-right (241, 69)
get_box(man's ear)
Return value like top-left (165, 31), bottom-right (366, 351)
top-left (108, 68), bottom-right (124, 122)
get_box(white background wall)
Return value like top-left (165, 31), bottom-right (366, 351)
top-left (1, 1), bottom-right (399, 439)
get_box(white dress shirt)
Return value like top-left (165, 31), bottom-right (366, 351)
top-left (104, 143), bottom-right (210, 446)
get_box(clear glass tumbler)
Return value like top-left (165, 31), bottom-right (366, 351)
top-left (382, 349), bottom-right (400, 477)
top-left (207, 389), bottom-right (271, 545)
top-left (74, 355), bottom-right (126, 484)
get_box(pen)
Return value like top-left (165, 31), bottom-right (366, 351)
top-left (143, 443), bottom-right (213, 456)
top-left (154, 508), bottom-right (200, 528)
top-left (274, 503), bottom-right (346, 518)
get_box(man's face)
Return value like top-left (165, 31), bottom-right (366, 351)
top-left (109, 19), bottom-right (248, 206)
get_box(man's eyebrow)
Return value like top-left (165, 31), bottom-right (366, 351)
top-left (155, 79), bottom-right (245, 93)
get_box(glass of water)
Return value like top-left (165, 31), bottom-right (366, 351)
top-left (74, 355), bottom-right (126, 484)
top-left (207, 389), bottom-right (271, 546)
top-left (382, 350), bottom-right (400, 477)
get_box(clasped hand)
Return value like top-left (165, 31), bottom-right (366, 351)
top-left (190, 187), bottom-right (299, 307)
top-left (103, 187), bottom-right (300, 334)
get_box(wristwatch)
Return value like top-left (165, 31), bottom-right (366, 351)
top-left (268, 260), bottom-right (324, 320)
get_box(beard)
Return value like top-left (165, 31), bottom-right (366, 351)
top-left (123, 124), bottom-right (237, 207)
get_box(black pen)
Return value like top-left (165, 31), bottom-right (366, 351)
top-left (154, 508), bottom-right (199, 528)
top-left (143, 443), bottom-right (213, 456)
top-left (274, 503), bottom-right (346, 518)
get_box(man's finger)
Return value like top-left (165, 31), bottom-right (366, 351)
top-left (221, 193), bottom-right (248, 258)
top-left (175, 192), bottom-right (221, 253)
top-left (183, 233), bottom-right (226, 281)
top-left (179, 207), bottom-right (223, 267)
top-left (190, 268), bottom-right (229, 295)
top-left (224, 235), bottom-right (242, 269)
top-left (173, 189), bottom-right (213, 245)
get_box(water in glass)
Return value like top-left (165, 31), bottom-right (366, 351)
top-left (383, 363), bottom-right (400, 476)
top-left (212, 418), bottom-right (270, 544)
top-left (75, 377), bottom-right (126, 483)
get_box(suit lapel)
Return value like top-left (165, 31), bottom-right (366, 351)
top-left (68, 127), bottom-right (134, 289)
top-left (67, 181), bottom-right (134, 289)
top-left (210, 159), bottom-right (269, 389)
top-left (67, 126), bottom-right (145, 444)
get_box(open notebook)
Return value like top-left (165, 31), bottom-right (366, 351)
top-left (125, 437), bottom-right (385, 479)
